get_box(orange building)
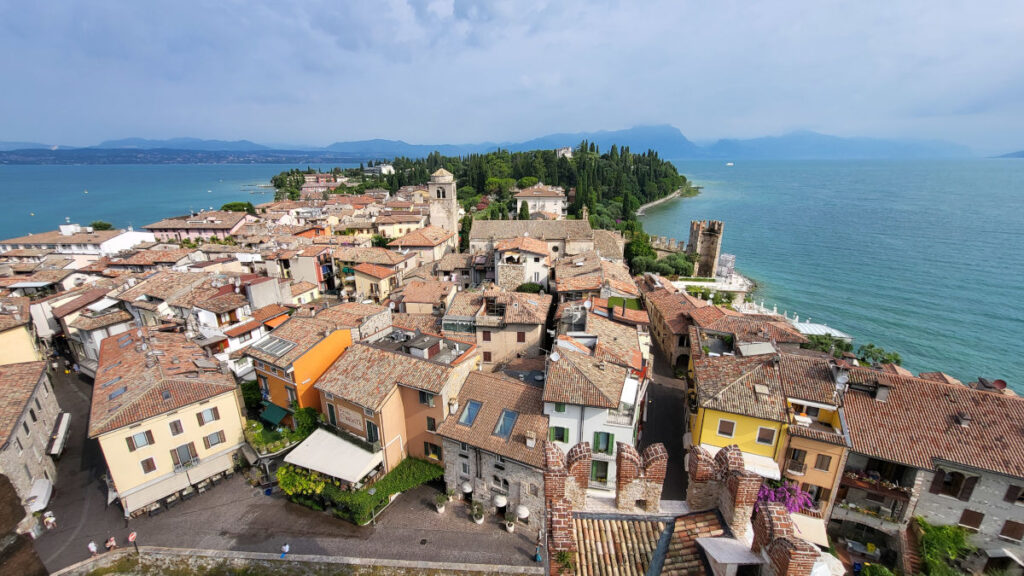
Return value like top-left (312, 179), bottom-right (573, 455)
top-left (246, 314), bottom-right (354, 425)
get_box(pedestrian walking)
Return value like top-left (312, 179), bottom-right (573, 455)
top-left (105, 536), bottom-right (117, 552)
top-left (280, 543), bottom-right (290, 558)
top-left (88, 541), bottom-right (98, 557)
top-left (73, 363), bottom-right (79, 374)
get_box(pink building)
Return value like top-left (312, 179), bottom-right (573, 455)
top-left (144, 211), bottom-right (254, 242)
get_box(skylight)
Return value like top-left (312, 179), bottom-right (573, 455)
top-left (99, 376), bottom-right (122, 388)
top-left (108, 386), bottom-right (128, 400)
top-left (493, 409), bottom-right (518, 440)
top-left (458, 400), bottom-right (482, 427)
top-left (251, 336), bottom-right (296, 358)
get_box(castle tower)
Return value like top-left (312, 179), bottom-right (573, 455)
top-left (687, 220), bottom-right (724, 277)
top-left (428, 168), bottom-right (459, 238)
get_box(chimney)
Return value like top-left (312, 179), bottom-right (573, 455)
top-left (448, 397), bottom-right (459, 416)
top-left (525, 430), bottom-right (536, 448)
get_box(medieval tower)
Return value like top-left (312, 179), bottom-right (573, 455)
top-left (428, 168), bottom-right (459, 238)
top-left (687, 220), bottom-right (724, 277)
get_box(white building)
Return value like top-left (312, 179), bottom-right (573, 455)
top-left (514, 184), bottom-right (567, 219)
top-left (0, 223), bottom-right (155, 262)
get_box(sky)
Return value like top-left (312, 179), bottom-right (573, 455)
top-left (2, 1), bottom-right (1023, 154)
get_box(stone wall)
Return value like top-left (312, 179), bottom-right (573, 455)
top-left (686, 444), bottom-right (761, 539)
top-left (544, 441), bottom-right (590, 551)
top-left (752, 502), bottom-right (820, 576)
top-left (496, 263), bottom-right (525, 292)
top-left (441, 437), bottom-right (544, 529)
top-left (614, 443), bottom-right (668, 513)
top-left (915, 466), bottom-right (1024, 552)
top-left (687, 220), bottom-right (723, 278)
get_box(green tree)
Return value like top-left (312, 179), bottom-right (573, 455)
top-left (517, 176), bottom-right (539, 189)
top-left (239, 380), bottom-right (262, 414)
top-left (371, 234), bottom-right (390, 247)
top-left (857, 343), bottom-right (902, 366)
top-left (90, 221), bottom-right (113, 231)
top-left (293, 407), bottom-right (320, 438)
top-left (801, 334), bottom-right (853, 358)
top-left (221, 201), bottom-right (256, 215)
top-left (518, 201), bottom-right (530, 220)
top-left (515, 282), bottom-right (543, 293)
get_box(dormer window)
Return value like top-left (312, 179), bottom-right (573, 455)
top-left (458, 400), bottom-right (482, 427)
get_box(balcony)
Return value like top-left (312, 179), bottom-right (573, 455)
top-left (786, 459), bottom-right (807, 476)
top-left (832, 502), bottom-right (902, 535)
top-left (840, 472), bottom-right (913, 502)
top-left (174, 458), bottom-right (200, 474)
top-left (324, 424), bottom-right (382, 453)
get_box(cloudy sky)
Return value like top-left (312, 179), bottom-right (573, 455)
top-left (2, 1), bottom-right (1023, 153)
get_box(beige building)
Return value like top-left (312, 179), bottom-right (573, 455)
top-left (388, 226), bottom-right (457, 264)
top-left (514, 184), bottom-right (567, 219)
top-left (0, 297), bottom-right (42, 366)
top-left (0, 362), bottom-right (61, 533)
top-left (352, 263), bottom-right (400, 304)
top-left (375, 214), bottom-right (426, 239)
top-left (392, 280), bottom-right (457, 315)
top-left (469, 220), bottom-right (595, 258)
top-left (442, 290), bottom-right (553, 370)
top-left (89, 330), bottom-right (246, 518)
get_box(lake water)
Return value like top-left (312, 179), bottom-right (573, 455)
top-left (0, 163), bottom-right (348, 236)
top-left (641, 159), bottom-right (1024, 391)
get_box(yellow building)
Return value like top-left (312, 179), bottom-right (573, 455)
top-left (246, 313), bottom-right (355, 424)
top-left (352, 263), bottom-right (399, 304)
top-left (88, 329), bottom-right (246, 517)
top-left (0, 297), bottom-right (42, 366)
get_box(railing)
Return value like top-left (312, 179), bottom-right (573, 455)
top-left (606, 409), bottom-right (635, 427)
top-left (324, 424), bottom-right (382, 453)
top-left (475, 315), bottom-right (504, 328)
top-left (841, 472), bottom-right (913, 501)
top-left (174, 458), bottom-right (200, 473)
top-left (786, 459), bottom-right (807, 475)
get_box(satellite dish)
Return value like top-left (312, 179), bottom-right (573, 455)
top-left (993, 379), bottom-right (1008, 390)
top-left (583, 300), bottom-right (592, 310)
top-left (550, 351), bottom-right (561, 362)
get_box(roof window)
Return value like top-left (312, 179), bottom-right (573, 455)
top-left (458, 400), bottom-right (482, 427)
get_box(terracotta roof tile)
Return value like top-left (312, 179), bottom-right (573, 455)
top-left (315, 343), bottom-right (455, 410)
top-left (0, 297), bottom-right (31, 331)
top-left (392, 313), bottom-right (442, 334)
top-left (353, 262), bottom-right (397, 279)
top-left (543, 348), bottom-right (628, 408)
top-left (0, 362), bottom-right (47, 446)
top-left (69, 309), bottom-right (134, 331)
top-left (494, 236), bottom-right (549, 255)
top-left (661, 510), bottom-right (727, 576)
top-left (388, 226), bottom-right (454, 248)
top-left (572, 515), bottom-right (666, 576)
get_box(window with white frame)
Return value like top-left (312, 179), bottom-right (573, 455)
top-left (756, 427), bottom-right (776, 445)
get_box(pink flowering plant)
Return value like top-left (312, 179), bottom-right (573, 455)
top-left (756, 480), bottom-right (815, 513)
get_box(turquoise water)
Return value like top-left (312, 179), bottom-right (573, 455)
top-left (0, 164), bottom-right (347, 236)
top-left (642, 159), bottom-right (1024, 391)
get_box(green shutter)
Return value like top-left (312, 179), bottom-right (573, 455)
top-left (549, 427), bottom-right (556, 441)
top-left (607, 434), bottom-right (615, 455)
top-left (593, 431), bottom-right (599, 452)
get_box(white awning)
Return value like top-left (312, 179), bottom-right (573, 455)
top-left (700, 444), bottom-right (781, 480)
top-left (284, 429), bottom-right (383, 484)
top-left (493, 494), bottom-right (507, 507)
top-left (186, 451), bottom-right (235, 484)
top-left (791, 513), bottom-right (831, 548)
top-left (121, 473), bottom-right (190, 514)
top-left (47, 412), bottom-right (72, 456)
top-left (26, 479), bottom-right (52, 512)
top-left (697, 537), bottom-right (764, 565)
top-left (516, 504), bottom-right (530, 519)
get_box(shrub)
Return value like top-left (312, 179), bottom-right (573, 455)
top-left (239, 380), bottom-right (262, 413)
top-left (515, 282), bottom-right (543, 293)
top-left (917, 517), bottom-right (974, 576)
top-left (293, 407), bottom-right (320, 438)
top-left (862, 565), bottom-right (895, 576)
top-left (556, 550), bottom-right (576, 573)
top-left (325, 458), bottom-right (444, 525)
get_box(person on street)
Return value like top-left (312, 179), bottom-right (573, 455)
top-left (105, 536), bottom-right (117, 552)
top-left (280, 543), bottom-right (290, 558)
top-left (87, 541), bottom-right (98, 557)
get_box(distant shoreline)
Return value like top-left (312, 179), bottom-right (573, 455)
top-left (636, 186), bottom-right (699, 216)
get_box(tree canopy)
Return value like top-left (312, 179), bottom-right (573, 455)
top-left (221, 201), bottom-right (256, 215)
top-left (89, 221), bottom-right (113, 231)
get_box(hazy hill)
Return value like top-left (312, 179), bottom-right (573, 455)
top-left (999, 150), bottom-right (1024, 158)
top-left (0, 141), bottom-right (59, 151)
top-left (324, 138), bottom-right (491, 158)
top-left (507, 124), bottom-right (703, 157)
top-left (95, 137), bottom-right (269, 151)
top-left (704, 131), bottom-right (972, 159)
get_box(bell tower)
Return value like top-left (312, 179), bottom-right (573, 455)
top-left (428, 168), bottom-right (459, 236)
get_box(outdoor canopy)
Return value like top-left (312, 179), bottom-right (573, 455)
top-left (284, 429), bottom-right (383, 484)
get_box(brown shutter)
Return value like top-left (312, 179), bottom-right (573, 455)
top-left (197, 412), bottom-right (205, 426)
top-left (929, 470), bottom-right (945, 494)
top-left (959, 509), bottom-right (984, 529)
top-left (1002, 520), bottom-right (1024, 541)
top-left (218, 431), bottom-right (226, 444)
top-left (145, 430), bottom-right (154, 445)
top-left (1005, 485), bottom-right (1023, 503)
top-left (126, 436), bottom-right (136, 452)
top-left (203, 435), bottom-right (211, 450)
top-left (211, 406), bottom-right (220, 421)
top-left (959, 476), bottom-right (979, 501)
top-left (187, 442), bottom-right (198, 459)
top-left (170, 448), bottom-right (180, 466)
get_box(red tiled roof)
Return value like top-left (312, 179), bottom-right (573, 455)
top-left (494, 236), bottom-right (549, 255)
top-left (388, 226), bottom-right (454, 248)
top-left (661, 510), bottom-right (727, 575)
top-left (543, 348), bottom-right (627, 409)
top-left (353, 262), bottom-right (396, 279)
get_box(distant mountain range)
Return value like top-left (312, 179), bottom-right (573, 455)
top-left (999, 150), bottom-right (1024, 158)
top-left (0, 126), bottom-right (982, 164)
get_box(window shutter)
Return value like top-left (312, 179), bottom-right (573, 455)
top-left (607, 434), bottom-right (615, 455)
top-left (549, 427), bottom-right (555, 441)
top-left (197, 412), bottom-right (205, 426)
top-left (218, 431), bottom-right (226, 444)
top-left (1005, 485), bottom-right (1022, 503)
top-left (212, 406), bottom-right (220, 421)
top-left (145, 430), bottom-right (154, 445)
top-left (187, 442), bottom-right (198, 459)
top-left (126, 436), bottom-right (136, 452)
top-left (593, 431), bottom-right (599, 452)
top-left (170, 449), bottom-right (180, 466)
top-left (959, 476), bottom-right (979, 501)
top-left (929, 471), bottom-right (945, 494)
top-left (203, 435), bottom-right (211, 450)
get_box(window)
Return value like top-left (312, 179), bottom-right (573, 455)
top-left (1004, 485), bottom-right (1024, 505)
top-left (594, 431), bottom-right (615, 455)
top-left (29, 409), bottom-right (37, 423)
top-left (930, 469), bottom-right (978, 501)
top-left (285, 387), bottom-right (298, 405)
top-left (169, 420), bottom-right (184, 436)
top-left (517, 331), bottom-right (526, 343)
top-left (756, 427), bottom-right (776, 445)
top-left (494, 455), bottom-right (506, 471)
top-left (591, 461), bottom-right (609, 484)
top-left (424, 442), bottom-right (442, 460)
top-left (126, 430), bottom-right (154, 451)
top-left (493, 409), bottom-right (518, 440)
top-left (959, 509), bottom-right (984, 530)
top-left (493, 475), bottom-right (509, 491)
top-left (792, 403), bottom-right (820, 418)
top-left (460, 442), bottom-right (469, 452)
top-left (554, 402), bottom-right (566, 413)
top-left (141, 458), bottom-right (156, 474)
top-left (34, 398), bottom-right (41, 410)
top-left (418, 391), bottom-right (435, 407)
top-left (15, 438), bottom-right (23, 454)
top-left (482, 330), bottom-right (491, 342)
top-left (327, 404), bottom-right (337, 427)
top-left (461, 462), bottom-right (470, 475)
top-left (22, 422), bottom-right (29, 435)
top-left (203, 430), bottom-right (226, 449)
top-left (363, 407), bottom-right (374, 418)
top-left (366, 420), bottom-right (380, 444)
top-left (459, 401), bottom-right (482, 426)
top-left (483, 351), bottom-right (492, 362)
top-left (801, 483), bottom-right (831, 509)
top-left (533, 257), bottom-right (540, 263)
top-left (717, 419), bottom-right (735, 438)
top-left (530, 483), bottom-right (539, 497)
top-left (426, 416), bottom-right (436, 432)
top-left (1001, 520), bottom-right (1024, 542)
top-left (257, 375), bottom-right (269, 397)
top-left (197, 406), bottom-right (221, 426)
top-left (550, 426), bottom-right (569, 443)
top-left (170, 442), bottom-right (198, 470)
top-left (814, 454), bottom-right (832, 471)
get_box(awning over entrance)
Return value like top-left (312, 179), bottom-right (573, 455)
top-left (260, 401), bottom-right (288, 426)
top-left (25, 479), bottom-right (52, 512)
top-left (186, 451), bottom-right (235, 485)
top-left (700, 444), bottom-right (781, 480)
top-left (47, 412), bottom-right (72, 457)
top-left (121, 473), bottom-right (190, 514)
top-left (284, 429), bottom-right (383, 484)
top-left (791, 512), bottom-right (830, 548)
top-left (985, 548), bottom-right (1024, 568)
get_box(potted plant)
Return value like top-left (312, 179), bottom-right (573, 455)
top-left (504, 510), bottom-right (517, 533)
top-left (470, 501), bottom-right (485, 524)
top-left (435, 492), bottom-right (447, 514)
top-left (446, 488), bottom-right (455, 502)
